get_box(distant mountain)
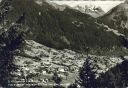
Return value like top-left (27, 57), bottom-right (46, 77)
top-left (74, 5), bottom-right (105, 18)
top-left (36, 0), bottom-right (105, 18)
top-left (52, 1), bottom-right (123, 13)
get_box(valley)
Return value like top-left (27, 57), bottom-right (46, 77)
top-left (0, 0), bottom-right (128, 88)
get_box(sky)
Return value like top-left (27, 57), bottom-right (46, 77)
top-left (52, 1), bottom-right (124, 12)
top-left (50, 0), bottom-right (124, 1)
top-left (0, 0), bottom-right (124, 13)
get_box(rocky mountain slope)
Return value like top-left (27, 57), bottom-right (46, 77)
top-left (98, 2), bottom-right (128, 36)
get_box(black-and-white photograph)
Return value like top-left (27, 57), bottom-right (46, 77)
top-left (0, 0), bottom-right (128, 88)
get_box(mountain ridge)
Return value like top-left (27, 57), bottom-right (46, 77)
top-left (0, 0), bottom-right (128, 87)
top-left (1, 0), bottom-right (125, 55)
top-left (98, 2), bottom-right (128, 36)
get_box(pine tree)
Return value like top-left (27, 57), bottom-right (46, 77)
top-left (0, 12), bottom-right (26, 87)
top-left (52, 71), bottom-right (64, 88)
top-left (97, 59), bottom-right (128, 88)
top-left (78, 56), bottom-right (97, 88)
top-left (68, 83), bottom-right (77, 88)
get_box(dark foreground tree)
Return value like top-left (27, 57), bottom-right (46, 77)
top-left (97, 59), bottom-right (128, 88)
top-left (68, 83), bottom-right (77, 88)
top-left (52, 71), bottom-right (64, 88)
top-left (0, 2), bottom-right (27, 85)
top-left (0, 17), bottom-right (27, 87)
top-left (78, 56), bottom-right (97, 88)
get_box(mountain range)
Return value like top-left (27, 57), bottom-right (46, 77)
top-left (1, 0), bottom-right (126, 55)
top-left (73, 5), bottom-right (105, 18)
top-left (0, 0), bottom-right (128, 87)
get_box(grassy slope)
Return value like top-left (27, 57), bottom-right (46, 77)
top-left (13, 40), bottom-right (124, 87)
